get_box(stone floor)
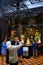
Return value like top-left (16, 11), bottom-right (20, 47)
top-left (0, 55), bottom-right (43, 65)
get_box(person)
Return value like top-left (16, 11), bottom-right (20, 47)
top-left (35, 29), bottom-right (41, 43)
top-left (37, 38), bottom-right (41, 55)
top-left (26, 38), bottom-right (31, 46)
top-left (6, 35), bottom-right (15, 64)
top-left (15, 37), bottom-right (20, 56)
top-left (15, 37), bottom-right (23, 56)
top-left (1, 37), bottom-right (7, 64)
top-left (15, 37), bottom-right (24, 63)
top-left (32, 39), bottom-right (38, 58)
top-left (7, 42), bottom-right (23, 65)
top-left (6, 37), bottom-right (17, 64)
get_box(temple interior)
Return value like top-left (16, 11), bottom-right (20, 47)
top-left (0, 0), bottom-right (43, 65)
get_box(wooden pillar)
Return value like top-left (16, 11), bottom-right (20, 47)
top-left (1, 18), bottom-right (8, 41)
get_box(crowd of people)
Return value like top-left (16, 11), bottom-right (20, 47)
top-left (1, 36), bottom-right (24, 65)
top-left (1, 29), bottom-right (41, 65)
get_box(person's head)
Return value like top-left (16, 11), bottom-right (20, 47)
top-left (7, 38), bottom-right (10, 41)
top-left (15, 37), bottom-right (19, 42)
top-left (27, 38), bottom-right (30, 41)
top-left (36, 29), bottom-right (38, 32)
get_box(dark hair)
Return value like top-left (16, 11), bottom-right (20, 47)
top-left (7, 38), bottom-right (10, 41)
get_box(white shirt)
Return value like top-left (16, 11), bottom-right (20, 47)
top-left (7, 43), bottom-right (23, 63)
top-left (6, 41), bottom-right (11, 48)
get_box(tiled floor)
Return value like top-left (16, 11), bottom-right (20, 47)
top-left (0, 55), bottom-right (43, 65)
